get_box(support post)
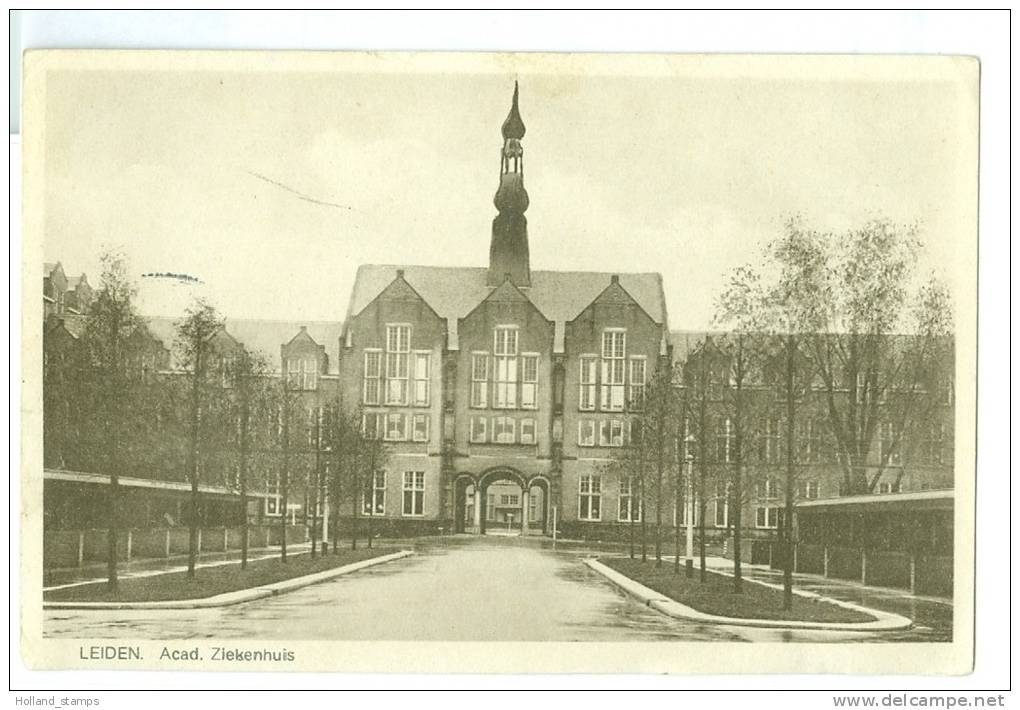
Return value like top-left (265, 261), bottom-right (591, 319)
top-left (823, 545), bottom-right (829, 577)
top-left (552, 505), bottom-right (558, 547)
top-left (473, 488), bottom-right (482, 531)
top-left (164, 529), bottom-right (170, 558)
top-left (126, 530), bottom-right (132, 562)
top-left (77, 532), bottom-right (85, 567)
top-left (861, 548), bottom-right (867, 585)
top-left (910, 554), bottom-right (917, 594)
top-left (521, 490), bottom-right (530, 537)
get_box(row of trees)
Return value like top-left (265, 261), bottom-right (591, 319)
top-left (608, 218), bottom-right (954, 608)
top-left (43, 250), bottom-right (389, 590)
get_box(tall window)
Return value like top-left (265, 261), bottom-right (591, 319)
top-left (797, 480), bottom-right (819, 499)
top-left (628, 357), bottom-right (646, 411)
top-left (713, 481), bottom-right (729, 528)
top-left (413, 352), bottom-right (431, 406)
top-left (716, 417), bottom-right (735, 463)
top-left (579, 356), bottom-right (597, 411)
top-left (577, 419), bottom-right (596, 447)
top-left (471, 353), bottom-right (489, 408)
top-left (519, 418), bottom-right (537, 445)
top-left (385, 324), bottom-right (410, 405)
top-left (880, 421), bottom-right (902, 466)
top-left (470, 415), bottom-right (488, 443)
top-left (363, 470), bottom-right (386, 515)
top-left (362, 412), bottom-right (384, 440)
top-left (402, 471), bottom-right (425, 516)
top-left (618, 476), bottom-right (641, 522)
top-left (383, 412), bottom-right (407, 441)
top-left (599, 419), bottom-right (625, 447)
top-left (287, 357), bottom-right (316, 390)
top-left (755, 506), bottom-right (779, 529)
top-left (265, 467), bottom-right (281, 516)
top-left (924, 423), bottom-right (945, 465)
top-left (579, 475), bottom-right (602, 521)
top-left (521, 354), bottom-right (539, 409)
top-left (600, 330), bottom-right (626, 411)
top-left (363, 350), bottom-right (381, 405)
top-left (759, 417), bottom-right (781, 464)
top-left (412, 413), bottom-right (429, 442)
top-left (494, 326), bottom-right (519, 408)
top-left (493, 416), bottom-right (516, 444)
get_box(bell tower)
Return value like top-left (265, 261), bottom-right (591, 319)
top-left (488, 82), bottom-right (531, 287)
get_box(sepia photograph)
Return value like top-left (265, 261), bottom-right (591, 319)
top-left (19, 46), bottom-right (979, 676)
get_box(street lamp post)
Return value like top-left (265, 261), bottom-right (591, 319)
top-left (684, 434), bottom-right (696, 577)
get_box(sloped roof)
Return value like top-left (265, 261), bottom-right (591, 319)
top-left (347, 264), bottom-right (666, 351)
top-left (145, 316), bottom-right (343, 373)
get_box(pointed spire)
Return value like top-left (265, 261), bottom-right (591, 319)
top-left (501, 81), bottom-right (526, 140)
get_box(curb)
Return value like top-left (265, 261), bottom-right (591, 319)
top-left (583, 558), bottom-right (913, 632)
top-left (44, 550), bottom-right (415, 611)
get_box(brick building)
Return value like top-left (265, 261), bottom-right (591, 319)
top-left (41, 85), bottom-right (955, 564)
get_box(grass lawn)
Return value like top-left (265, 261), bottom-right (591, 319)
top-left (601, 557), bottom-right (875, 623)
top-left (44, 547), bottom-right (396, 603)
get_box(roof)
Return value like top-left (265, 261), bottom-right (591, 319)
top-left (145, 316), bottom-right (343, 374)
top-left (45, 314), bottom-right (89, 340)
top-left (796, 489), bottom-right (953, 514)
top-left (44, 469), bottom-right (272, 499)
top-left (347, 264), bottom-right (666, 351)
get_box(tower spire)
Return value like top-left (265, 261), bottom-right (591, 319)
top-left (488, 82), bottom-right (531, 287)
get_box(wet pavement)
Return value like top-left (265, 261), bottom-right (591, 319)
top-left (43, 535), bottom-right (951, 642)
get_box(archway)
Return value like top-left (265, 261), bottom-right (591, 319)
top-left (478, 468), bottom-right (528, 536)
top-left (526, 475), bottom-right (552, 535)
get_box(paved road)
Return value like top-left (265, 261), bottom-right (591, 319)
top-left (44, 536), bottom-right (949, 642)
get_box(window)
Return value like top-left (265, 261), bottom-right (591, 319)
top-left (412, 413), bottom-right (429, 442)
top-left (579, 475), bottom-right (602, 521)
top-left (383, 412), bottom-right (408, 441)
top-left (520, 418), bottom-right (536, 445)
top-left (715, 417), bottom-right (734, 463)
top-left (797, 480), bottom-right (819, 499)
top-left (713, 482), bottom-right (729, 528)
top-left (599, 419), bottom-right (625, 447)
top-left (493, 416), bottom-right (516, 444)
top-left (265, 468), bottom-right (281, 516)
top-left (363, 350), bottom-right (382, 405)
top-left (676, 496), bottom-right (699, 526)
top-left (758, 477), bottom-right (777, 499)
top-left (578, 419), bottom-right (596, 447)
top-left (363, 470), bottom-right (386, 515)
top-left (600, 330), bottom-right (626, 411)
top-left (494, 327), bottom-right (519, 408)
top-left (878, 480), bottom-right (902, 494)
top-left (628, 357), bottom-right (646, 411)
top-left (755, 506), bottom-right (779, 529)
top-left (579, 356), bottom-right (597, 411)
top-left (287, 357), bottom-right (316, 390)
top-left (880, 421), bottom-right (902, 466)
top-left (385, 325), bottom-right (410, 405)
top-left (486, 494), bottom-right (496, 521)
top-left (402, 471), bottom-right (425, 516)
top-left (924, 423), bottom-right (945, 465)
top-left (521, 354), bottom-right (539, 409)
top-left (618, 476), bottom-right (641, 522)
top-left (413, 352), bottom-right (431, 406)
top-left (471, 353), bottom-right (489, 408)
top-left (759, 417), bottom-right (781, 464)
top-left (500, 494), bottom-right (519, 506)
top-left (362, 413), bottom-right (384, 440)
top-left (221, 355), bottom-right (236, 388)
top-left (529, 493), bottom-right (538, 522)
top-left (470, 416), bottom-right (488, 443)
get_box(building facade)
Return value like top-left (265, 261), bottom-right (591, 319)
top-left (41, 85), bottom-right (955, 553)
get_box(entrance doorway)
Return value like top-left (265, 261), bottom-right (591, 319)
top-left (453, 469), bottom-right (550, 536)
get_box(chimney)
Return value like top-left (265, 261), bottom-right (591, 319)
top-left (610, 274), bottom-right (620, 284)
top-left (396, 269), bottom-right (405, 280)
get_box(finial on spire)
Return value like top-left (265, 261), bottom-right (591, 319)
top-left (501, 81), bottom-right (526, 140)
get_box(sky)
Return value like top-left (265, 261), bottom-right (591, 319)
top-left (39, 53), bottom-right (977, 330)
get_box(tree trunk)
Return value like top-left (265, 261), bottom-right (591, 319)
top-left (240, 402), bottom-right (249, 570)
top-left (639, 460), bottom-right (647, 563)
top-left (186, 346), bottom-right (201, 578)
top-left (784, 332), bottom-right (796, 610)
top-left (280, 406), bottom-right (289, 564)
top-left (310, 409), bottom-right (320, 559)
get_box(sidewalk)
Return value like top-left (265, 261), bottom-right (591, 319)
top-left (44, 542), bottom-right (315, 591)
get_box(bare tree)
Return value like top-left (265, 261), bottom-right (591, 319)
top-left (78, 249), bottom-right (140, 590)
top-left (174, 299), bottom-right (224, 577)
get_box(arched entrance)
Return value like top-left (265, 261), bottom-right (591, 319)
top-left (452, 469), bottom-right (553, 536)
